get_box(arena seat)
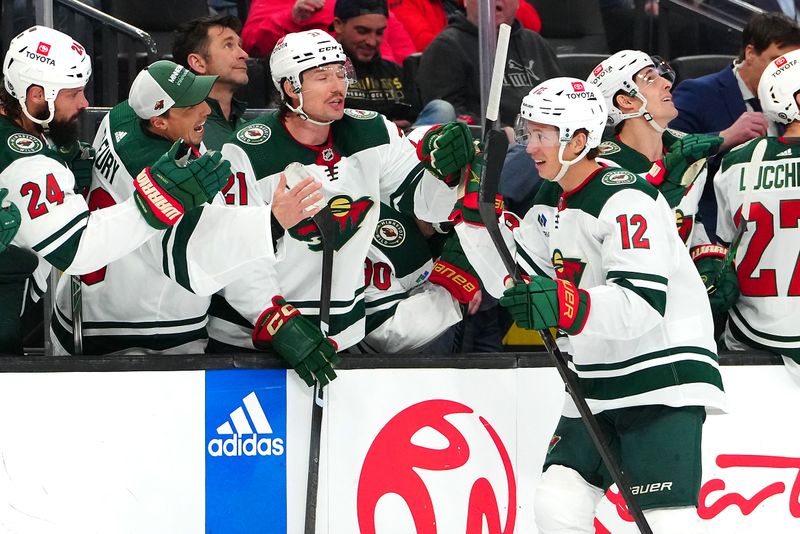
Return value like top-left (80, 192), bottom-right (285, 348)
top-left (528, 0), bottom-right (608, 55)
top-left (670, 54), bottom-right (736, 82)
top-left (556, 53), bottom-right (608, 80)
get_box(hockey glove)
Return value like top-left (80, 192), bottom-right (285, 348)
top-left (691, 244), bottom-right (740, 315)
top-left (428, 232), bottom-right (480, 304)
top-left (499, 276), bottom-right (590, 335)
top-left (58, 141), bottom-right (95, 192)
top-left (418, 121), bottom-right (475, 186)
top-left (0, 189), bottom-right (21, 254)
top-left (661, 134), bottom-right (723, 208)
top-left (133, 139), bottom-right (231, 229)
top-left (448, 151), bottom-right (503, 227)
top-left (252, 296), bottom-right (340, 387)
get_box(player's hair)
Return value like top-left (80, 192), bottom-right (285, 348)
top-left (0, 81), bottom-right (24, 122)
top-left (172, 15), bottom-right (243, 71)
top-left (739, 12), bottom-right (800, 62)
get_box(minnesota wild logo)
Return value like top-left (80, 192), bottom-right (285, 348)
top-left (675, 209), bottom-right (694, 244)
top-left (597, 141), bottom-right (621, 156)
top-left (8, 133), bottom-right (43, 154)
top-left (552, 249), bottom-right (586, 286)
top-left (236, 123), bottom-right (271, 145)
top-left (290, 195), bottom-right (374, 251)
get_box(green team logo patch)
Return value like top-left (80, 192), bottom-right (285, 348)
top-left (344, 109), bottom-right (378, 120)
top-left (7, 133), bottom-right (43, 154)
top-left (601, 171), bottom-right (637, 186)
top-left (597, 141), bottom-right (621, 156)
top-left (374, 218), bottom-right (406, 248)
top-left (236, 124), bottom-right (271, 145)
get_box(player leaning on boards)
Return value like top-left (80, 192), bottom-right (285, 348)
top-left (715, 48), bottom-right (800, 386)
top-left (456, 77), bottom-right (726, 533)
top-left (587, 50), bottom-right (739, 318)
top-left (197, 30), bottom-right (470, 384)
top-left (0, 26), bottom-right (225, 354)
top-left (50, 60), bottom-right (240, 354)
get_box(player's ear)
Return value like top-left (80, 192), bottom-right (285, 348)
top-left (570, 131), bottom-right (588, 154)
top-left (149, 115), bottom-right (168, 132)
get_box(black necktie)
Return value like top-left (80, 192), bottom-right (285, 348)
top-left (747, 97), bottom-right (762, 112)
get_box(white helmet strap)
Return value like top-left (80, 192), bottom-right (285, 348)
top-left (16, 91), bottom-right (55, 129)
top-left (553, 140), bottom-right (591, 182)
top-left (618, 92), bottom-right (665, 133)
top-left (284, 91), bottom-right (334, 126)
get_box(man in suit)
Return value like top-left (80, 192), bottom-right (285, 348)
top-left (669, 12), bottom-right (800, 238)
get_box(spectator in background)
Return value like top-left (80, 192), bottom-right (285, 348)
top-left (669, 11), bottom-right (800, 238)
top-left (746, 0), bottom-right (800, 20)
top-left (333, 0), bottom-right (455, 127)
top-left (173, 15), bottom-right (251, 150)
top-left (389, 0), bottom-right (541, 52)
top-left (417, 0), bottom-right (560, 127)
top-left (241, 0), bottom-right (415, 63)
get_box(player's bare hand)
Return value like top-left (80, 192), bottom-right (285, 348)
top-left (467, 289), bottom-right (482, 315)
top-left (271, 173), bottom-right (323, 229)
top-left (720, 112), bottom-right (769, 150)
top-left (292, 0), bottom-right (325, 22)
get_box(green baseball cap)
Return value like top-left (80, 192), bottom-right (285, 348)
top-left (129, 59), bottom-right (217, 119)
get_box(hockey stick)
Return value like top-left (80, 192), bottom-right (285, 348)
top-left (302, 176), bottom-right (337, 534)
top-left (71, 275), bottom-right (83, 354)
top-left (477, 152), bottom-right (654, 534)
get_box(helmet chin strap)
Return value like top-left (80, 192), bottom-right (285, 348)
top-left (552, 143), bottom-right (590, 182)
top-left (19, 97), bottom-right (55, 130)
top-left (634, 94), bottom-right (665, 134)
top-left (285, 91), bottom-right (334, 126)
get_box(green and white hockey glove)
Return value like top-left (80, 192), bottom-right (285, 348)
top-left (428, 232), bottom-right (480, 304)
top-left (0, 189), bottom-right (21, 254)
top-left (661, 133), bottom-right (723, 208)
top-left (448, 151), bottom-right (503, 227)
top-left (133, 139), bottom-right (231, 229)
top-left (499, 276), bottom-right (590, 334)
top-left (691, 244), bottom-right (740, 315)
top-left (58, 141), bottom-right (95, 192)
top-left (417, 121), bottom-right (475, 186)
top-left (252, 296), bottom-right (340, 387)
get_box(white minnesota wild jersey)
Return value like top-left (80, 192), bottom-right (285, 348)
top-left (51, 102), bottom-right (274, 355)
top-left (356, 204), bottom-right (461, 353)
top-left (0, 116), bottom-right (158, 276)
top-left (460, 166), bottom-right (725, 414)
top-left (207, 109), bottom-right (457, 351)
top-left (596, 128), bottom-right (710, 248)
top-left (715, 136), bottom-right (800, 363)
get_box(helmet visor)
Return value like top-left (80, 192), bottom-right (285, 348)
top-left (300, 59), bottom-right (357, 90)
top-left (635, 56), bottom-right (675, 86)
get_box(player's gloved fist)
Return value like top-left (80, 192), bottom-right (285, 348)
top-left (448, 151), bottom-right (503, 227)
top-left (691, 244), bottom-right (740, 315)
top-left (660, 133), bottom-right (723, 208)
top-left (253, 296), bottom-right (340, 387)
top-left (133, 139), bottom-right (232, 229)
top-left (0, 189), bottom-right (21, 253)
top-left (58, 141), bottom-right (95, 192)
top-left (428, 233), bottom-right (480, 304)
top-left (499, 276), bottom-right (590, 334)
top-left (418, 121), bottom-right (475, 186)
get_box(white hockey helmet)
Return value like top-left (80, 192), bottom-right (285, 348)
top-left (269, 30), bottom-right (355, 124)
top-left (515, 77), bottom-right (608, 181)
top-left (586, 49), bottom-right (674, 130)
top-left (3, 25), bottom-right (92, 127)
top-left (758, 49), bottom-right (800, 125)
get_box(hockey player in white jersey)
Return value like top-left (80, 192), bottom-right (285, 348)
top-left (586, 50), bottom-right (739, 317)
top-left (0, 27), bottom-right (227, 353)
top-left (715, 48), bottom-right (800, 384)
top-left (199, 30), bottom-right (468, 384)
top-left (457, 77), bottom-right (725, 533)
top-left (50, 60), bottom-right (245, 354)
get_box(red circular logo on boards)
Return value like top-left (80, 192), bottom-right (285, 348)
top-left (357, 399), bottom-right (516, 534)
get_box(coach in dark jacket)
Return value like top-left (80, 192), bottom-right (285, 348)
top-left (417, 0), bottom-right (561, 127)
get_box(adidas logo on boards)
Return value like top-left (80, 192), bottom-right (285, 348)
top-left (207, 391), bottom-right (285, 457)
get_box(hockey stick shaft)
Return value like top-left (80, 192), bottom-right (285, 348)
top-left (304, 204), bottom-right (336, 534)
top-left (71, 275), bottom-right (83, 355)
top-left (476, 153), bottom-right (653, 534)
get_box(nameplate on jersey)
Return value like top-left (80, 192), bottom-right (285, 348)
top-left (7, 133), bottom-right (43, 154)
top-left (236, 124), bottom-right (271, 145)
top-left (601, 171), bottom-right (637, 186)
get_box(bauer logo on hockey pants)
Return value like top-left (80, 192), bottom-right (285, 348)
top-left (205, 370), bottom-right (287, 533)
